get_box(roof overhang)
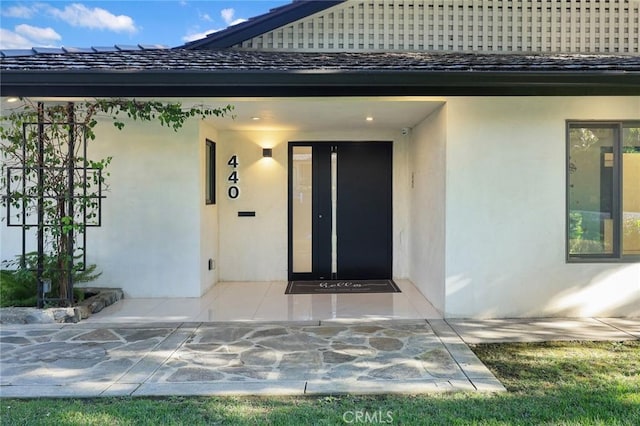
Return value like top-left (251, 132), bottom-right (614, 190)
top-left (2, 69), bottom-right (638, 97)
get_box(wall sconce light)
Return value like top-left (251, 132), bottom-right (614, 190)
top-left (262, 148), bottom-right (273, 158)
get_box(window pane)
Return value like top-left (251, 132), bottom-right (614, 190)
top-left (292, 146), bottom-right (313, 272)
top-left (331, 151), bottom-right (338, 275)
top-left (568, 126), bottom-right (616, 256)
top-left (205, 140), bottom-right (215, 205)
top-left (622, 126), bottom-right (640, 256)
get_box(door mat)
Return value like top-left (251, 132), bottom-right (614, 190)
top-left (285, 279), bottom-right (400, 295)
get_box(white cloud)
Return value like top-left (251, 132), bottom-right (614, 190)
top-left (181, 7), bottom-right (248, 42)
top-left (182, 28), bottom-right (221, 43)
top-left (229, 18), bottom-right (246, 27)
top-left (48, 3), bottom-right (138, 34)
top-left (220, 8), bottom-right (235, 25)
top-left (0, 24), bottom-right (62, 49)
top-left (220, 8), bottom-right (245, 26)
top-left (1, 4), bottom-right (39, 19)
top-left (15, 24), bottom-right (61, 43)
top-left (0, 28), bottom-right (33, 49)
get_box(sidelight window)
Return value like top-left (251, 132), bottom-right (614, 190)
top-left (205, 139), bottom-right (216, 205)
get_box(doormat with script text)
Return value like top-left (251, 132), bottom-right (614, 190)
top-left (285, 279), bottom-right (400, 295)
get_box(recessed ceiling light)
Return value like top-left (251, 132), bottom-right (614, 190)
top-left (6, 97), bottom-right (19, 103)
top-left (366, 116), bottom-right (374, 121)
top-left (251, 116), bottom-right (261, 121)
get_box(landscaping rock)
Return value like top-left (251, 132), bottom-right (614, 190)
top-left (78, 287), bottom-right (124, 314)
top-left (0, 288), bottom-right (123, 324)
top-left (0, 308), bottom-right (53, 324)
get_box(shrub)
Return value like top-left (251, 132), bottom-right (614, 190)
top-left (0, 253), bottom-right (100, 307)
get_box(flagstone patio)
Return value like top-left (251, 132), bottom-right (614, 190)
top-left (0, 319), bottom-right (504, 398)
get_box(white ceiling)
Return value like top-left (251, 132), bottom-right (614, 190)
top-left (197, 97), bottom-right (445, 132)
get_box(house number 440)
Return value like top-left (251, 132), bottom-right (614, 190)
top-left (227, 155), bottom-right (240, 199)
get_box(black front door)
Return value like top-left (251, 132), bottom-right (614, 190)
top-left (288, 142), bottom-right (392, 281)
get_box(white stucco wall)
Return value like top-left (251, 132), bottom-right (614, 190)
top-left (216, 128), bottom-right (411, 282)
top-left (1, 108), bottom-right (413, 296)
top-left (408, 104), bottom-right (447, 315)
top-left (4, 96), bottom-right (637, 317)
top-left (84, 117), bottom-right (203, 297)
top-left (0, 211), bottom-right (32, 263)
top-left (199, 121), bottom-right (219, 295)
top-left (444, 96), bottom-right (640, 318)
top-left (216, 129), bottom-right (288, 281)
top-left (0, 112), bottom-right (218, 298)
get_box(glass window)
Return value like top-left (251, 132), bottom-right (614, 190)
top-left (567, 122), bottom-right (640, 261)
top-left (622, 126), bottom-right (640, 256)
top-left (292, 146), bottom-right (312, 272)
top-left (205, 139), bottom-right (216, 205)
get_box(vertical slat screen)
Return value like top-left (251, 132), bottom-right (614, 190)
top-left (236, 0), bottom-right (639, 54)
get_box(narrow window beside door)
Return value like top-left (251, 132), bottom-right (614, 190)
top-left (206, 139), bottom-right (216, 205)
top-left (292, 146), bottom-right (313, 273)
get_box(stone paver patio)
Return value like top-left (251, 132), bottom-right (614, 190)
top-left (3, 317), bottom-right (636, 398)
top-left (0, 320), bottom-right (504, 398)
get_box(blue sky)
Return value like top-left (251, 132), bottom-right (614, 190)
top-left (0, 1), bottom-right (290, 49)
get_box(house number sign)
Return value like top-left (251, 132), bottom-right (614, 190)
top-left (227, 155), bottom-right (240, 199)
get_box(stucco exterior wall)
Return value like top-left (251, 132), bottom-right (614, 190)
top-left (0, 209), bottom-right (28, 264)
top-left (199, 121), bottom-right (219, 295)
top-left (408, 104), bottom-right (447, 315)
top-left (216, 129), bottom-right (288, 282)
top-left (3, 96), bottom-right (637, 316)
top-left (0, 112), bottom-right (413, 296)
top-left (216, 128), bottom-right (410, 282)
top-left (444, 96), bottom-right (640, 318)
top-left (84, 117), bottom-right (203, 297)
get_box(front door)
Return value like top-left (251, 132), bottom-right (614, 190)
top-left (288, 142), bottom-right (392, 281)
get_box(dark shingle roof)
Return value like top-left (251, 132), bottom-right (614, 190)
top-left (2, 48), bottom-right (639, 97)
top-left (0, 44), bottom-right (169, 59)
top-left (2, 48), bottom-right (639, 72)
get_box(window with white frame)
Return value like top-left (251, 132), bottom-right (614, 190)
top-left (567, 122), bottom-right (640, 261)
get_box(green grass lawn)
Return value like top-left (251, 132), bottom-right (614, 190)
top-left (1, 340), bottom-right (638, 425)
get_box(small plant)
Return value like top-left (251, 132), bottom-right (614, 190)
top-left (1, 252), bottom-right (100, 307)
top-left (0, 270), bottom-right (37, 307)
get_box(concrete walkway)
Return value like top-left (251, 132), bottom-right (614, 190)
top-left (1, 318), bottom-right (637, 398)
top-left (448, 317), bottom-right (639, 343)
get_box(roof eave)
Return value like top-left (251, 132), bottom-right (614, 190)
top-left (1, 70), bottom-right (638, 97)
